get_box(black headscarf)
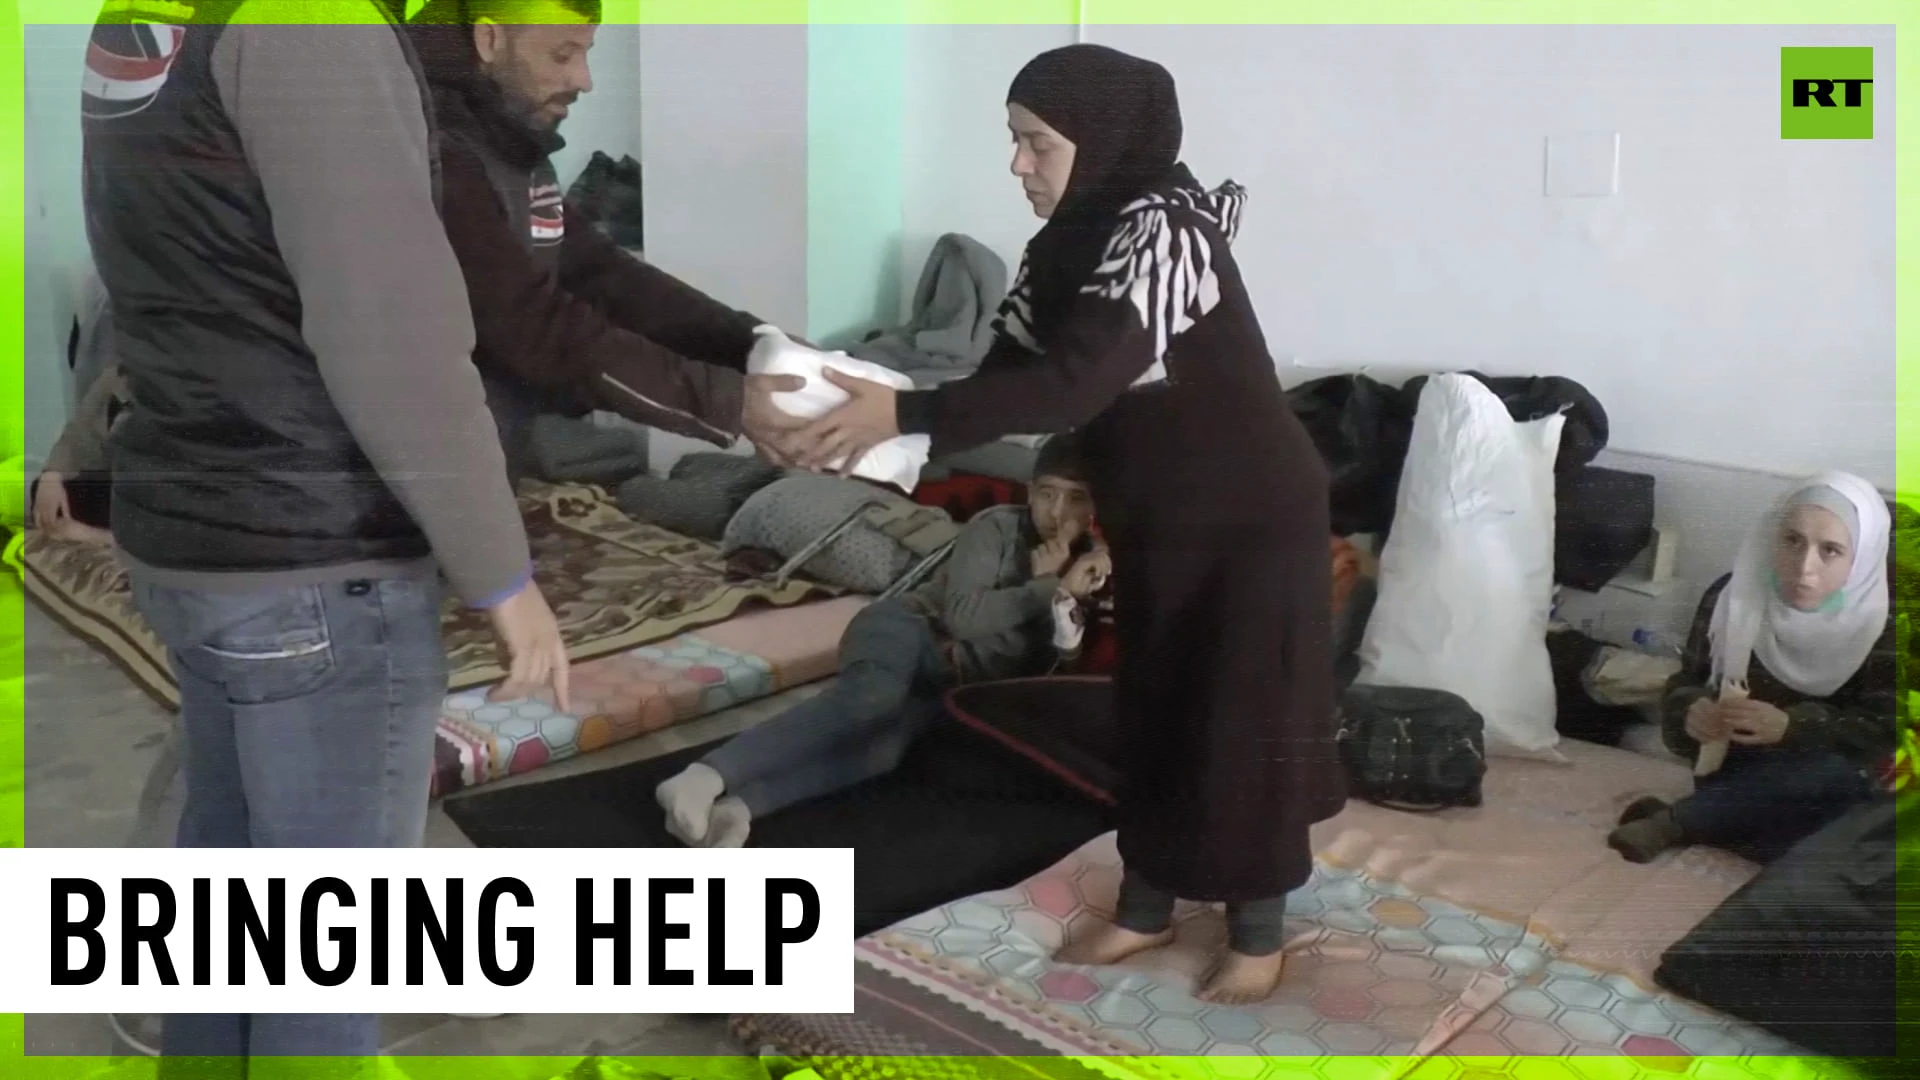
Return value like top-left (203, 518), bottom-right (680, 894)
top-left (1006, 44), bottom-right (1192, 345)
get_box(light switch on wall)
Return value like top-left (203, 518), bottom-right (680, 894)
top-left (1544, 131), bottom-right (1621, 197)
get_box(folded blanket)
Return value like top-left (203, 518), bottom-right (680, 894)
top-left (527, 413), bottom-right (650, 487)
top-left (748, 326), bottom-right (931, 492)
top-left (616, 451), bottom-right (783, 541)
top-left (848, 232), bottom-right (1007, 384)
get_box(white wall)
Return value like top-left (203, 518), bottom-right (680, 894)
top-left (895, 23), bottom-right (1895, 640)
top-left (634, 24), bottom-right (809, 472)
top-left (898, 24), bottom-right (1077, 319)
top-left (807, 24), bottom-right (907, 348)
top-left (636, 24), bottom-right (807, 331)
top-left (1091, 23), bottom-right (1896, 488)
top-left (23, 24), bottom-right (96, 466)
top-left (900, 24), bottom-right (1895, 490)
top-left (551, 21), bottom-right (643, 189)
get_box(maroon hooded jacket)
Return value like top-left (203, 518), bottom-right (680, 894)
top-left (410, 19), bottom-right (759, 449)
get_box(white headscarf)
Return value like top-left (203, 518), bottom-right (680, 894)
top-left (1710, 471), bottom-right (1890, 698)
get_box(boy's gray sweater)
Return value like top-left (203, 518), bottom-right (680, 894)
top-left (902, 506), bottom-right (1062, 684)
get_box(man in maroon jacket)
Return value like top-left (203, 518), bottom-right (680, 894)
top-left (407, 0), bottom-right (801, 460)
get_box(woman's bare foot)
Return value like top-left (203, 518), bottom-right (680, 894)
top-left (1053, 921), bottom-right (1174, 966)
top-left (1197, 949), bottom-right (1286, 1005)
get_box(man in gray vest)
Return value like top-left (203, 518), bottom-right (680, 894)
top-left (406, 0), bottom-right (806, 455)
top-left (81, 0), bottom-right (573, 1066)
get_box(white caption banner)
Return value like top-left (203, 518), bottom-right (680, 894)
top-left (0, 847), bottom-right (854, 1015)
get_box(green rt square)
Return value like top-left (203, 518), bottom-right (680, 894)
top-left (1781, 46), bottom-right (1874, 139)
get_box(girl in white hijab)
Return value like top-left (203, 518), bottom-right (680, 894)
top-left (1609, 471), bottom-right (1897, 864)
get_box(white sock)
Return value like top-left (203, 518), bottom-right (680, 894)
top-left (705, 796), bottom-right (753, 848)
top-left (656, 763), bottom-right (725, 846)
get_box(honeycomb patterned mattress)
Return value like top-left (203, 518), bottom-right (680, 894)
top-left (733, 739), bottom-right (1835, 1077)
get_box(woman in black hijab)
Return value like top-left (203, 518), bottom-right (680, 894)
top-left (790, 44), bottom-right (1345, 1003)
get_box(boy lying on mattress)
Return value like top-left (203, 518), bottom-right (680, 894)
top-left (657, 433), bottom-right (1106, 847)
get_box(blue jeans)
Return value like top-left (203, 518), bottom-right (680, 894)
top-left (701, 598), bottom-right (952, 817)
top-left (1674, 746), bottom-right (1877, 865)
top-left (131, 575), bottom-right (448, 1069)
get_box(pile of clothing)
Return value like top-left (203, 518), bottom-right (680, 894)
top-left (616, 451), bottom-right (784, 543)
top-left (845, 233), bottom-right (1008, 388)
top-left (1287, 369), bottom-right (1654, 592)
top-left (522, 413), bottom-right (650, 488)
top-left (564, 150), bottom-right (645, 250)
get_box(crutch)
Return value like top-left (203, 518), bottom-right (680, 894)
top-left (878, 536), bottom-right (958, 600)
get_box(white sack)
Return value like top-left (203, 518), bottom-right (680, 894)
top-left (1356, 373), bottom-right (1566, 760)
top-left (747, 325), bottom-right (932, 492)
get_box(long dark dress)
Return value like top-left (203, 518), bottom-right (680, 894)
top-left (896, 189), bottom-right (1347, 902)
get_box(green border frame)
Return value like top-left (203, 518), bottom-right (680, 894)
top-left (3, 0), bottom-right (1911, 1077)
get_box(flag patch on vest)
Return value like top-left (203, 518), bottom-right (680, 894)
top-left (83, 21), bottom-right (187, 120)
top-left (530, 181), bottom-right (565, 245)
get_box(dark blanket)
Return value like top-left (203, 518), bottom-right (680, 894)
top-left (1287, 369), bottom-right (1613, 538)
top-left (566, 150), bottom-right (645, 249)
top-left (440, 716), bottom-right (1114, 937)
top-left (943, 676), bottom-right (1123, 802)
top-left (1654, 793), bottom-right (1904, 1059)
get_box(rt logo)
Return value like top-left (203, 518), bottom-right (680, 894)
top-left (1791, 78), bottom-right (1871, 108)
top-left (1780, 47), bottom-right (1874, 139)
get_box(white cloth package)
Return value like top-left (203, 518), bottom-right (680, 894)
top-left (746, 325), bottom-right (932, 492)
top-left (1355, 373), bottom-right (1567, 761)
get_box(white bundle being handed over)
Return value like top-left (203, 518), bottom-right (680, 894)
top-left (747, 325), bottom-right (932, 492)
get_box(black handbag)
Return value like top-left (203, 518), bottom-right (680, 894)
top-left (1336, 684), bottom-right (1488, 811)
